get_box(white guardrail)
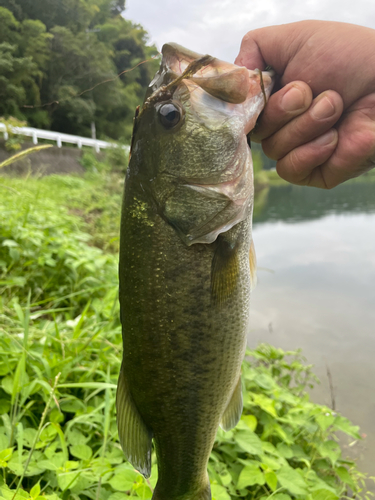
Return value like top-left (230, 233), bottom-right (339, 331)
top-left (0, 122), bottom-right (129, 153)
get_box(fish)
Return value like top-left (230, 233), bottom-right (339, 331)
top-left (117, 43), bottom-right (274, 500)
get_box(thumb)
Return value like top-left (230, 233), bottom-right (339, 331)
top-left (234, 31), bottom-right (266, 70)
top-left (234, 23), bottom-right (308, 73)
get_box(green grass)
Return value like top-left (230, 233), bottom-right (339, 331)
top-left (0, 172), bottom-right (374, 500)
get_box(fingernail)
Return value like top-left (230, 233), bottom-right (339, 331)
top-left (313, 129), bottom-right (337, 146)
top-left (281, 86), bottom-right (306, 112)
top-left (311, 96), bottom-right (335, 120)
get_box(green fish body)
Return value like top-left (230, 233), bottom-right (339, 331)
top-left (117, 44), bottom-right (274, 500)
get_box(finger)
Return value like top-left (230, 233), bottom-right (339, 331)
top-left (311, 94), bottom-right (375, 188)
top-left (276, 93), bottom-right (375, 189)
top-left (252, 81), bottom-right (313, 142)
top-left (234, 23), bottom-right (310, 73)
top-left (276, 129), bottom-right (339, 185)
top-left (235, 30), bottom-right (266, 70)
top-left (262, 90), bottom-right (344, 160)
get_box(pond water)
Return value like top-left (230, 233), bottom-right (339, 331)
top-left (248, 180), bottom-right (375, 480)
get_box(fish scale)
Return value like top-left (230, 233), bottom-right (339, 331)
top-left (117, 43), bottom-right (274, 500)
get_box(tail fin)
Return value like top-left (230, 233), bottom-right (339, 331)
top-left (152, 479), bottom-right (211, 500)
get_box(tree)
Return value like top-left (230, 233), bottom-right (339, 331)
top-left (0, 2), bottom-right (159, 141)
top-left (0, 43), bottom-right (38, 118)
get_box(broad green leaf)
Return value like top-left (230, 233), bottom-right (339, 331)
top-left (40, 424), bottom-right (58, 442)
top-left (318, 440), bottom-right (341, 465)
top-left (311, 490), bottom-right (339, 500)
top-left (265, 470), bottom-right (277, 491)
top-left (1, 239), bottom-right (19, 248)
top-left (30, 482), bottom-right (41, 499)
top-left (316, 413), bottom-right (336, 432)
top-left (38, 460), bottom-right (59, 471)
top-left (65, 428), bottom-right (88, 446)
top-left (70, 444), bottom-right (92, 461)
top-left (0, 435), bottom-right (9, 452)
top-left (269, 495), bottom-right (291, 500)
top-left (261, 442), bottom-right (277, 455)
top-left (133, 483), bottom-right (152, 499)
top-left (335, 466), bottom-right (357, 490)
top-left (306, 469), bottom-right (338, 494)
top-left (59, 399), bottom-right (86, 413)
top-left (56, 470), bottom-right (80, 492)
top-left (276, 466), bottom-right (308, 496)
top-left (260, 454), bottom-right (281, 470)
top-left (23, 428), bottom-right (37, 447)
top-left (217, 469), bottom-right (232, 487)
top-left (0, 448), bottom-right (13, 462)
top-left (45, 494), bottom-right (63, 500)
top-left (49, 408), bottom-right (64, 423)
top-left (237, 464), bottom-right (265, 489)
top-left (44, 493), bottom-right (62, 500)
top-left (0, 400), bottom-right (11, 415)
top-left (1, 377), bottom-right (13, 396)
top-left (254, 373), bottom-right (275, 390)
top-left (109, 469), bottom-right (139, 491)
top-left (276, 443), bottom-right (293, 459)
top-left (69, 473), bottom-right (94, 494)
top-left (211, 484), bottom-right (231, 500)
top-left (0, 485), bottom-right (29, 500)
top-left (241, 415), bottom-right (257, 432)
top-left (45, 451), bottom-right (65, 468)
top-left (290, 444), bottom-right (309, 460)
top-left (235, 430), bottom-right (262, 456)
top-left (64, 460), bottom-right (80, 469)
top-left (251, 394), bottom-right (277, 417)
top-left (333, 416), bottom-right (361, 439)
top-left (107, 494), bottom-right (132, 500)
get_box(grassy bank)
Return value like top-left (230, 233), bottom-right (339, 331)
top-left (0, 172), bottom-right (374, 500)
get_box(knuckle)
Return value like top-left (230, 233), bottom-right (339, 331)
top-left (286, 148), bottom-right (301, 178)
top-left (261, 138), bottom-right (280, 161)
top-left (241, 32), bottom-right (254, 45)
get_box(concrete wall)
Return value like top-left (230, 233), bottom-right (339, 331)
top-left (0, 140), bottom-right (87, 176)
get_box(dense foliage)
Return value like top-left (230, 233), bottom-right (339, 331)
top-left (0, 0), bottom-right (159, 141)
top-left (0, 173), bottom-right (373, 500)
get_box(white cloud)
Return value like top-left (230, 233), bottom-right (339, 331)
top-left (125, 0), bottom-right (375, 62)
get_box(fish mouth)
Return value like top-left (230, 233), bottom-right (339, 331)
top-left (147, 43), bottom-right (274, 109)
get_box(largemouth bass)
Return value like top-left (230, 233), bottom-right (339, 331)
top-left (117, 43), bottom-right (274, 500)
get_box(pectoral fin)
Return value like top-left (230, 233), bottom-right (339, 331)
top-left (211, 235), bottom-right (239, 306)
top-left (220, 375), bottom-right (243, 431)
top-left (116, 366), bottom-right (152, 477)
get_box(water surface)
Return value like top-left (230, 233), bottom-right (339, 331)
top-left (248, 181), bottom-right (375, 479)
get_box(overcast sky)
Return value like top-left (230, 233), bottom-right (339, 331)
top-left (125, 0), bottom-right (375, 62)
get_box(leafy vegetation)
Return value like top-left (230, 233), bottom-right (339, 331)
top-left (0, 0), bottom-right (159, 142)
top-left (0, 172), bottom-right (374, 500)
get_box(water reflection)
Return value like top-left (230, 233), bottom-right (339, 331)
top-left (254, 181), bottom-right (375, 224)
top-left (249, 181), bottom-right (375, 479)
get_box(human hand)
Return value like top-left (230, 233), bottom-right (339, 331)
top-left (235, 21), bottom-right (375, 188)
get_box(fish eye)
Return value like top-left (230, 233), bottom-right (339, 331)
top-left (158, 102), bottom-right (182, 129)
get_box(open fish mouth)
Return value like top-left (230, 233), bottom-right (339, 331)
top-left (146, 42), bottom-right (274, 135)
